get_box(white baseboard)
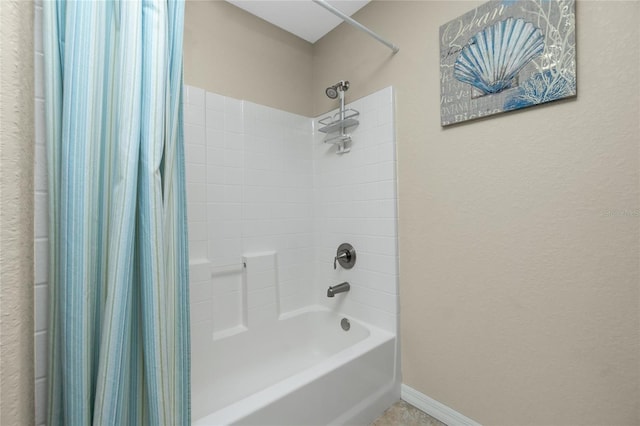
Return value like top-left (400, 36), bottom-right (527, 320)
top-left (401, 384), bottom-right (482, 426)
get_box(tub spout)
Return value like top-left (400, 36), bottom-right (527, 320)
top-left (327, 282), bottom-right (350, 297)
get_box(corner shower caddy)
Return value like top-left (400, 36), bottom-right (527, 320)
top-left (318, 108), bottom-right (359, 154)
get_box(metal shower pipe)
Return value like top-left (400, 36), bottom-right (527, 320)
top-left (311, 0), bottom-right (400, 54)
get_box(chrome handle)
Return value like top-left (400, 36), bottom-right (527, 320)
top-left (334, 251), bottom-right (349, 270)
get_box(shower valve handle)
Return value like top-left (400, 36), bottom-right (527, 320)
top-left (334, 251), bottom-right (349, 270)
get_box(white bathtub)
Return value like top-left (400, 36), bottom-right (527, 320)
top-left (192, 307), bottom-right (399, 425)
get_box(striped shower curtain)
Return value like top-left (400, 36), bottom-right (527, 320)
top-left (43, 1), bottom-right (190, 424)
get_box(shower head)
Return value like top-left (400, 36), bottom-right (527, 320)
top-left (325, 80), bottom-right (350, 99)
top-left (326, 86), bottom-right (339, 99)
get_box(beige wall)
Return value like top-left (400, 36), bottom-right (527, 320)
top-left (184, 0), bottom-right (314, 116)
top-left (312, 1), bottom-right (639, 424)
top-left (0, 1), bottom-right (35, 424)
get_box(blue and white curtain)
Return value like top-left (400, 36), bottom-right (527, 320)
top-left (43, 1), bottom-right (190, 424)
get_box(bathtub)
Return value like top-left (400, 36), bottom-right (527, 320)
top-left (192, 306), bottom-right (399, 425)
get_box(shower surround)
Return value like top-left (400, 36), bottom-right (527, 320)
top-left (184, 84), bottom-right (399, 423)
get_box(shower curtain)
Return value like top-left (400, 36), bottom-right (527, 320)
top-left (43, 1), bottom-right (189, 424)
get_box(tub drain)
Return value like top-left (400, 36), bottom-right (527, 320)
top-left (341, 318), bottom-right (350, 331)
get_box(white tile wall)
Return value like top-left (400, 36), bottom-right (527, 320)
top-left (244, 252), bottom-right (279, 327)
top-left (184, 86), bottom-right (315, 339)
top-left (185, 84), bottom-right (398, 340)
top-left (34, 2), bottom-right (48, 424)
top-left (313, 87), bottom-right (399, 333)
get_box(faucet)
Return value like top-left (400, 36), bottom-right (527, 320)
top-left (327, 282), bottom-right (350, 298)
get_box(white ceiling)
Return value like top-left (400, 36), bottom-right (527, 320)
top-left (225, 0), bottom-right (370, 43)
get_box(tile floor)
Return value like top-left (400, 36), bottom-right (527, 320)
top-left (371, 400), bottom-right (447, 426)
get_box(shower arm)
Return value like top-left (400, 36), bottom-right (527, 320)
top-left (311, 0), bottom-right (400, 54)
top-left (339, 89), bottom-right (345, 127)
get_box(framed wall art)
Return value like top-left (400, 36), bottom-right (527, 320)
top-left (440, 0), bottom-right (576, 126)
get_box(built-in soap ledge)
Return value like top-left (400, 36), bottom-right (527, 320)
top-left (189, 258), bottom-right (247, 278)
top-left (210, 259), bottom-right (246, 276)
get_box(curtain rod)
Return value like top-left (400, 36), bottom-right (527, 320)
top-left (312, 0), bottom-right (400, 54)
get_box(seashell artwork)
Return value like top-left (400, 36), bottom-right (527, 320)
top-left (453, 18), bottom-right (545, 95)
top-left (440, 0), bottom-right (576, 126)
